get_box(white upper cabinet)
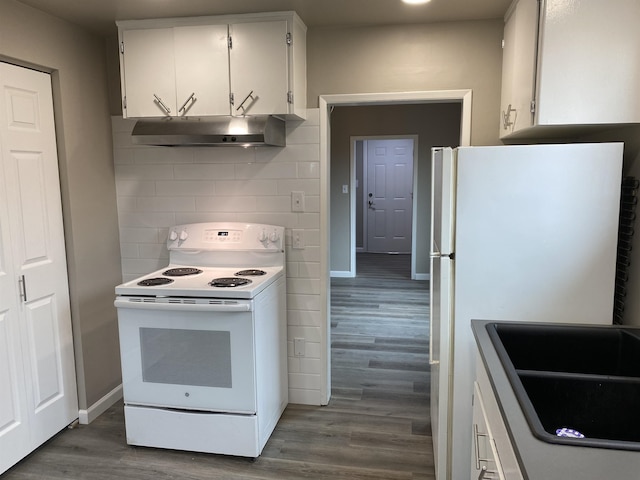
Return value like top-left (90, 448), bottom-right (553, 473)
top-left (121, 24), bottom-right (230, 118)
top-left (229, 20), bottom-right (289, 117)
top-left (118, 12), bottom-right (307, 120)
top-left (500, 0), bottom-right (640, 140)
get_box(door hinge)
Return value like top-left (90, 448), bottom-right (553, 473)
top-left (120, 42), bottom-right (124, 54)
top-left (530, 100), bottom-right (536, 114)
top-left (229, 92), bottom-right (235, 106)
top-left (123, 96), bottom-right (127, 109)
top-left (286, 32), bottom-right (292, 46)
top-left (287, 91), bottom-right (293, 104)
top-left (228, 35), bottom-right (232, 49)
top-left (501, 38), bottom-right (505, 49)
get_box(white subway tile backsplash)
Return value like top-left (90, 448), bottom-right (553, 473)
top-left (112, 109), bottom-right (323, 405)
top-left (287, 293), bottom-right (321, 312)
top-left (119, 243), bottom-right (140, 259)
top-left (215, 180), bottom-right (277, 196)
top-left (255, 143), bottom-right (320, 163)
top-left (154, 180), bottom-right (215, 196)
top-left (134, 146), bottom-right (195, 164)
top-left (235, 162), bottom-right (298, 180)
top-left (173, 163), bottom-right (236, 180)
top-left (193, 146), bottom-right (256, 163)
top-left (116, 164), bottom-right (175, 180)
top-left (195, 196), bottom-right (257, 212)
top-left (136, 196), bottom-right (196, 212)
top-left (276, 179), bottom-right (320, 195)
top-left (297, 162), bottom-right (320, 179)
top-left (288, 373), bottom-right (321, 390)
top-left (117, 212), bottom-right (176, 228)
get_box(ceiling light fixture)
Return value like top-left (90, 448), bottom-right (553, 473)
top-left (402, 0), bottom-right (431, 4)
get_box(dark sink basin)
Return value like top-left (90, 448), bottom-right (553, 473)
top-left (486, 322), bottom-right (640, 450)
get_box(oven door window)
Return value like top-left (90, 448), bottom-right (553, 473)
top-left (140, 328), bottom-right (232, 388)
top-left (117, 307), bottom-right (256, 414)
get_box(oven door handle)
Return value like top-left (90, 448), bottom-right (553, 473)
top-left (114, 298), bottom-right (252, 312)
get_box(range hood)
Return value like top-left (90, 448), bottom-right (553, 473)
top-left (130, 115), bottom-right (286, 147)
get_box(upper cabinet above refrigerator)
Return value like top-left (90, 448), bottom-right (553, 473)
top-left (117, 12), bottom-right (307, 120)
top-left (499, 0), bottom-right (640, 141)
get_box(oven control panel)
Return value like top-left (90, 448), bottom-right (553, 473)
top-left (203, 229), bottom-right (242, 243)
top-left (167, 222), bottom-right (284, 251)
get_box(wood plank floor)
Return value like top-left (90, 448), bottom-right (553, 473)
top-left (3, 253), bottom-right (433, 479)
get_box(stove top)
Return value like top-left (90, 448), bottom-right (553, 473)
top-left (115, 222), bottom-right (286, 299)
top-left (116, 265), bottom-right (284, 299)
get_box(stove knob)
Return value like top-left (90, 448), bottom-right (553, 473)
top-left (258, 230), bottom-right (268, 243)
top-left (179, 230), bottom-right (189, 241)
top-left (168, 230), bottom-right (178, 241)
top-left (269, 231), bottom-right (280, 243)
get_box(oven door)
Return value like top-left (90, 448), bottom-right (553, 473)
top-left (116, 298), bottom-right (256, 414)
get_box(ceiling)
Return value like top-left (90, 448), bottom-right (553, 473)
top-left (16, 0), bottom-right (511, 37)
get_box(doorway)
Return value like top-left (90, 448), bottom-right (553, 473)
top-left (319, 90), bottom-right (473, 404)
top-left (356, 137), bottom-right (416, 279)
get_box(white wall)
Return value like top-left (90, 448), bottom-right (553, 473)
top-left (111, 111), bottom-right (324, 404)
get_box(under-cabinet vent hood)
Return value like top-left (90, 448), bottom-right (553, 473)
top-left (130, 115), bottom-right (286, 147)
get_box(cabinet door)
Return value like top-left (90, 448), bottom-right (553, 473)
top-left (174, 24), bottom-right (231, 116)
top-left (122, 28), bottom-right (176, 117)
top-left (499, 0), bottom-right (539, 137)
top-left (229, 20), bottom-right (289, 116)
top-left (0, 62), bottom-right (78, 475)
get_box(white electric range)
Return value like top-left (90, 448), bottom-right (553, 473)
top-left (114, 222), bottom-right (288, 457)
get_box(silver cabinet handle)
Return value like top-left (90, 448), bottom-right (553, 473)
top-left (178, 92), bottom-right (196, 114)
top-left (502, 103), bottom-right (516, 131)
top-left (18, 275), bottom-right (27, 302)
top-left (235, 90), bottom-right (255, 113)
top-left (153, 94), bottom-right (171, 115)
top-left (473, 424), bottom-right (490, 469)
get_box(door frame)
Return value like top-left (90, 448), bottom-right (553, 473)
top-left (351, 135), bottom-right (418, 278)
top-left (318, 90), bottom-right (472, 404)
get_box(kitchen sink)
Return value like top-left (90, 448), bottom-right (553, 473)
top-left (486, 322), bottom-right (640, 450)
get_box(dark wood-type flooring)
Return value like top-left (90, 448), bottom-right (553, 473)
top-left (3, 253), bottom-right (433, 479)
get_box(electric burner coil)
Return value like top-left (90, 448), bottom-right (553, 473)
top-left (235, 269), bottom-right (267, 276)
top-left (163, 267), bottom-right (203, 277)
top-left (209, 277), bottom-right (253, 288)
top-left (137, 277), bottom-right (174, 286)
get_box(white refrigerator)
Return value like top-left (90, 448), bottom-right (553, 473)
top-left (429, 143), bottom-right (623, 480)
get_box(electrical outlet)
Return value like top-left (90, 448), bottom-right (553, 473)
top-left (291, 191), bottom-right (305, 212)
top-left (342, 184), bottom-right (349, 194)
top-left (292, 229), bottom-right (304, 249)
top-left (294, 338), bottom-right (305, 356)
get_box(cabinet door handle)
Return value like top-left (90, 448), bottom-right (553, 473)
top-left (153, 94), bottom-right (171, 115)
top-left (178, 92), bottom-right (196, 114)
top-left (18, 275), bottom-right (28, 302)
top-left (235, 90), bottom-right (255, 113)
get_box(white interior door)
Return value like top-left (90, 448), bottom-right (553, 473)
top-left (365, 138), bottom-right (414, 253)
top-left (0, 62), bottom-right (78, 475)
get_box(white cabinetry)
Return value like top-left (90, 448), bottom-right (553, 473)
top-left (473, 351), bottom-right (524, 480)
top-left (500, 0), bottom-right (640, 140)
top-left (118, 12), bottom-right (307, 120)
top-left (120, 24), bottom-right (231, 118)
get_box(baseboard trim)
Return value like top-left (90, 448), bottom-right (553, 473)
top-left (415, 273), bottom-right (430, 281)
top-left (78, 384), bottom-right (123, 425)
top-left (330, 270), bottom-right (354, 278)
